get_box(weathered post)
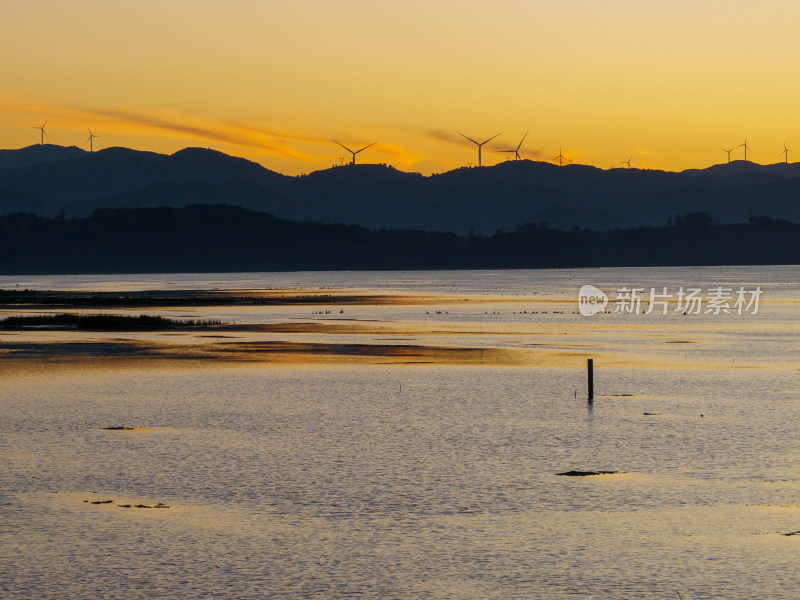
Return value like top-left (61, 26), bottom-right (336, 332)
top-left (587, 358), bottom-right (594, 403)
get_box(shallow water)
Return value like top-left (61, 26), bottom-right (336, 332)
top-left (1, 267), bottom-right (799, 599)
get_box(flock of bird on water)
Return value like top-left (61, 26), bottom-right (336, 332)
top-left (30, 121), bottom-right (794, 170)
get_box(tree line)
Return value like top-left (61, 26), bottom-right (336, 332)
top-left (1, 205), bottom-right (798, 274)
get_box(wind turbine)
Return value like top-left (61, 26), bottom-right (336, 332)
top-left (722, 146), bottom-right (734, 163)
top-left (739, 137), bottom-right (750, 162)
top-left (331, 140), bottom-right (377, 165)
top-left (496, 131), bottom-right (528, 161)
top-left (622, 156), bottom-right (632, 169)
top-left (459, 133), bottom-right (501, 167)
top-left (554, 147), bottom-right (566, 167)
top-left (86, 128), bottom-right (99, 152)
top-left (34, 121), bottom-right (47, 145)
top-left (781, 142), bottom-right (792, 164)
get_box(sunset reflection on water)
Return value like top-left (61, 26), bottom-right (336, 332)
top-left (1, 267), bottom-right (799, 599)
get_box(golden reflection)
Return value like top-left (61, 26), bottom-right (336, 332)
top-left (1, 286), bottom-right (794, 373)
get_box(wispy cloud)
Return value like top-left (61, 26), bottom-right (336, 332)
top-left (76, 107), bottom-right (307, 159)
top-left (225, 121), bottom-right (415, 164)
top-left (2, 96), bottom-right (476, 173)
top-left (0, 96), bottom-right (317, 160)
top-left (426, 128), bottom-right (544, 160)
top-left (426, 129), bottom-right (472, 146)
top-left (520, 148), bottom-right (545, 159)
top-left (219, 119), bottom-right (328, 147)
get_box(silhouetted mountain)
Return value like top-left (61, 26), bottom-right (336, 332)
top-left (682, 160), bottom-right (800, 180)
top-left (2, 205), bottom-right (799, 274)
top-left (616, 178), bottom-right (800, 226)
top-left (1, 145), bottom-right (799, 233)
top-left (525, 202), bottom-right (623, 231)
top-left (89, 179), bottom-right (290, 215)
top-left (0, 144), bottom-right (86, 170)
top-left (0, 146), bottom-right (293, 209)
top-left (0, 184), bottom-right (50, 215)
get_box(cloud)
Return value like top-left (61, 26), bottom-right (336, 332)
top-left (426, 129), bottom-right (472, 146)
top-left (219, 119), bottom-right (328, 147)
top-left (425, 128), bottom-right (545, 160)
top-left (76, 107), bottom-right (307, 159)
top-left (521, 148), bottom-right (545, 159)
top-left (496, 143), bottom-right (545, 160)
top-left (219, 120), bottom-right (417, 166)
top-left (0, 95), bottom-right (317, 160)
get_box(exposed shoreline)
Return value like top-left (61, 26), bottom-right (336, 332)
top-left (0, 288), bottom-right (472, 309)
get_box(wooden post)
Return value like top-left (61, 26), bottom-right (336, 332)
top-left (587, 358), bottom-right (594, 403)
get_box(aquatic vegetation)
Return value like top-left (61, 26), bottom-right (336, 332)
top-left (0, 313), bottom-right (223, 331)
top-left (556, 470), bottom-right (621, 477)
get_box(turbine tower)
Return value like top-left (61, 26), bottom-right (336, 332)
top-left (739, 137), bottom-right (750, 162)
top-left (622, 156), bottom-right (632, 169)
top-left (34, 121), bottom-right (47, 145)
top-left (459, 133), bottom-right (501, 167)
top-left (781, 142), bottom-right (792, 164)
top-left (496, 131), bottom-right (528, 161)
top-left (86, 128), bottom-right (99, 152)
top-left (722, 146), bottom-right (734, 163)
top-left (331, 140), bottom-right (377, 165)
top-left (554, 147), bottom-right (566, 167)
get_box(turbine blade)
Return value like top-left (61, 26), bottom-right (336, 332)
top-left (459, 133), bottom-right (479, 145)
top-left (355, 142), bottom-right (377, 153)
top-left (517, 130), bottom-right (529, 150)
top-left (481, 133), bottom-right (501, 145)
top-left (331, 139), bottom-right (354, 153)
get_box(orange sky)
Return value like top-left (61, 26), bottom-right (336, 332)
top-left (2, 0), bottom-right (798, 175)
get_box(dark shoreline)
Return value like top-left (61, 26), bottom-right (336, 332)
top-left (0, 288), bottom-right (443, 309)
top-left (2, 205), bottom-right (800, 274)
top-left (0, 313), bottom-right (222, 331)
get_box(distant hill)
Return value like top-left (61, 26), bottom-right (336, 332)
top-left (1, 144), bottom-right (799, 233)
top-left (0, 144), bottom-right (86, 170)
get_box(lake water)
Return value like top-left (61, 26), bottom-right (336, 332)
top-left (1, 267), bottom-right (799, 599)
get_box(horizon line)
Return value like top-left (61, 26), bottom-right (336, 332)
top-left (3, 142), bottom-right (797, 177)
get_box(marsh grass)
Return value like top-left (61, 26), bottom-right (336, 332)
top-left (0, 313), bottom-right (224, 331)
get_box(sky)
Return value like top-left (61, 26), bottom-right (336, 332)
top-left (1, 0), bottom-right (798, 175)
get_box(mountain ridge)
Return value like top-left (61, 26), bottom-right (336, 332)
top-left (1, 144), bottom-right (798, 233)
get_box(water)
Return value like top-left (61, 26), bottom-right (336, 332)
top-left (1, 267), bottom-right (799, 599)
